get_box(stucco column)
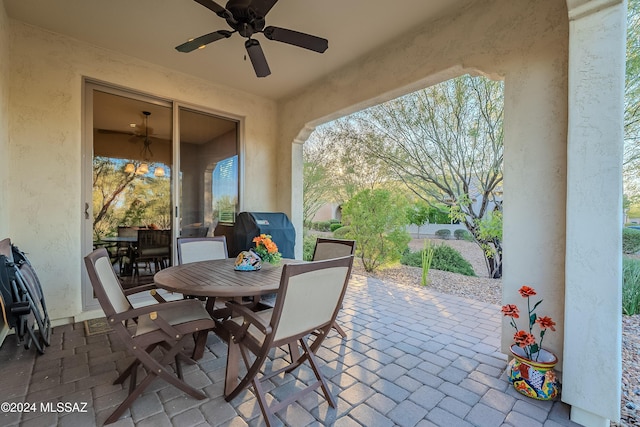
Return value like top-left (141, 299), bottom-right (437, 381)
top-left (563, 1), bottom-right (625, 425)
top-left (290, 140), bottom-right (304, 259)
top-left (276, 123), bottom-right (314, 260)
top-left (502, 58), bottom-right (568, 367)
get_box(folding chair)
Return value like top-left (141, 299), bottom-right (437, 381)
top-left (84, 248), bottom-right (216, 425)
top-left (312, 237), bottom-right (356, 338)
top-left (220, 255), bottom-right (354, 427)
top-left (0, 239), bottom-right (51, 354)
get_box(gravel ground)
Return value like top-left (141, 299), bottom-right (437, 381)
top-left (350, 237), bottom-right (640, 426)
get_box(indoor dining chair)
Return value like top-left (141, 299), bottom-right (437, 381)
top-left (84, 248), bottom-right (216, 425)
top-left (220, 255), bottom-right (354, 427)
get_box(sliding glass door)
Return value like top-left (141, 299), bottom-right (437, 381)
top-left (178, 107), bottom-right (238, 241)
top-left (82, 82), bottom-right (240, 310)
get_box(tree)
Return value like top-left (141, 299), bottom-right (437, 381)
top-left (92, 157), bottom-right (136, 239)
top-left (93, 157), bottom-right (171, 239)
top-left (332, 75), bottom-right (504, 278)
top-left (625, 0), bottom-right (640, 166)
top-left (342, 189), bottom-right (411, 272)
top-left (624, 0), bottom-right (640, 210)
top-left (303, 129), bottom-right (336, 226)
top-left (406, 201), bottom-right (430, 237)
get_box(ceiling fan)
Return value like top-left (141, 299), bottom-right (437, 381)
top-left (175, 0), bottom-right (328, 77)
top-left (97, 111), bottom-right (155, 142)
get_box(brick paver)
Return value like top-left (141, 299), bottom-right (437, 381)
top-left (0, 274), bottom-right (579, 426)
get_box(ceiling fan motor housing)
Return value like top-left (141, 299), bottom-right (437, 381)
top-left (226, 0), bottom-right (265, 37)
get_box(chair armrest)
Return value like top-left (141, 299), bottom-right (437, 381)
top-left (109, 299), bottom-right (204, 323)
top-left (123, 284), bottom-right (167, 303)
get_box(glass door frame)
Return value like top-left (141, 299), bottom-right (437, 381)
top-left (81, 80), bottom-right (244, 312)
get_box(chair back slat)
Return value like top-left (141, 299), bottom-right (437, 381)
top-left (177, 236), bottom-right (228, 264)
top-left (312, 238), bottom-right (356, 261)
top-left (86, 248), bottom-right (131, 315)
top-left (274, 266), bottom-right (349, 341)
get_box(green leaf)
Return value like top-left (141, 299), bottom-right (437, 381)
top-left (530, 343), bottom-right (540, 355)
top-left (531, 299), bottom-right (543, 311)
top-left (529, 313), bottom-right (537, 328)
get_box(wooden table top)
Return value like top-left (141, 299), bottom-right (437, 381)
top-left (153, 258), bottom-right (304, 298)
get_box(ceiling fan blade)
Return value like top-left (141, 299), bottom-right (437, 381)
top-left (263, 26), bottom-right (328, 53)
top-left (251, 0), bottom-right (278, 17)
top-left (192, 0), bottom-right (236, 23)
top-left (245, 39), bottom-right (271, 77)
top-left (175, 30), bottom-right (233, 53)
top-left (97, 129), bottom-right (126, 135)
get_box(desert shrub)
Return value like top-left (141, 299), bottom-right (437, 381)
top-left (435, 229), bottom-right (451, 240)
top-left (401, 244), bottom-right (476, 276)
top-left (333, 225), bottom-right (352, 239)
top-left (623, 257), bottom-right (640, 315)
top-left (342, 189), bottom-right (410, 272)
top-left (330, 223), bottom-right (343, 232)
top-left (623, 228), bottom-right (640, 254)
top-left (303, 234), bottom-right (318, 261)
top-left (311, 221), bottom-right (331, 232)
top-left (454, 229), bottom-right (471, 240)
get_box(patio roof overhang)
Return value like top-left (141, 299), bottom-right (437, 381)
top-left (0, 0), bottom-right (627, 425)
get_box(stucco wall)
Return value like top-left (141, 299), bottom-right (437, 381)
top-left (277, 0), bottom-right (569, 360)
top-left (7, 21), bottom-right (277, 322)
top-left (277, 0), bottom-right (568, 252)
top-left (0, 0), bottom-right (9, 239)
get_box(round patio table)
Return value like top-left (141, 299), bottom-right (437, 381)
top-left (153, 257), bottom-right (303, 298)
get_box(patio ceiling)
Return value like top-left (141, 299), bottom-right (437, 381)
top-left (4, 0), bottom-right (472, 100)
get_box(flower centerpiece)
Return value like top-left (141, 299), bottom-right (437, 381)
top-left (502, 285), bottom-right (560, 400)
top-left (252, 234), bottom-right (282, 265)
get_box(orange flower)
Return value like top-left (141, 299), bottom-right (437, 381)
top-left (513, 330), bottom-right (536, 348)
top-left (501, 304), bottom-right (520, 318)
top-left (265, 241), bottom-right (278, 253)
top-left (536, 316), bottom-right (556, 331)
top-left (518, 286), bottom-right (537, 298)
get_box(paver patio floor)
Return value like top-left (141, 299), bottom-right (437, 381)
top-left (0, 274), bottom-right (581, 426)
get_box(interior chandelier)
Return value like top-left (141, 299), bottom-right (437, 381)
top-left (124, 111), bottom-right (165, 177)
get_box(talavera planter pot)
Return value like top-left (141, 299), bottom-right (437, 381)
top-left (509, 345), bottom-right (560, 400)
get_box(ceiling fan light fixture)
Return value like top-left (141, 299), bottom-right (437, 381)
top-left (137, 163), bottom-right (149, 175)
top-left (154, 166), bottom-right (165, 177)
top-left (124, 163), bottom-right (135, 173)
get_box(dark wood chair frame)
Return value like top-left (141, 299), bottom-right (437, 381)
top-left (84, 248), bottom-right (216, 425)
top-left (220, 255), bottom-right (354, 427)
top-left (311, 237), bottom-right (356, 338)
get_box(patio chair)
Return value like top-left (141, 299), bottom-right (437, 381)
top-left (84, 248), bottom-right (216, 425)
top-left (176, 236), bottom-right (228, 264)
top-left (220, 255), bottom-right (354, 426)
top-left (312, 237), bottom-right (356, 338)
top-left (0, 239), bottom-right (51, 354)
